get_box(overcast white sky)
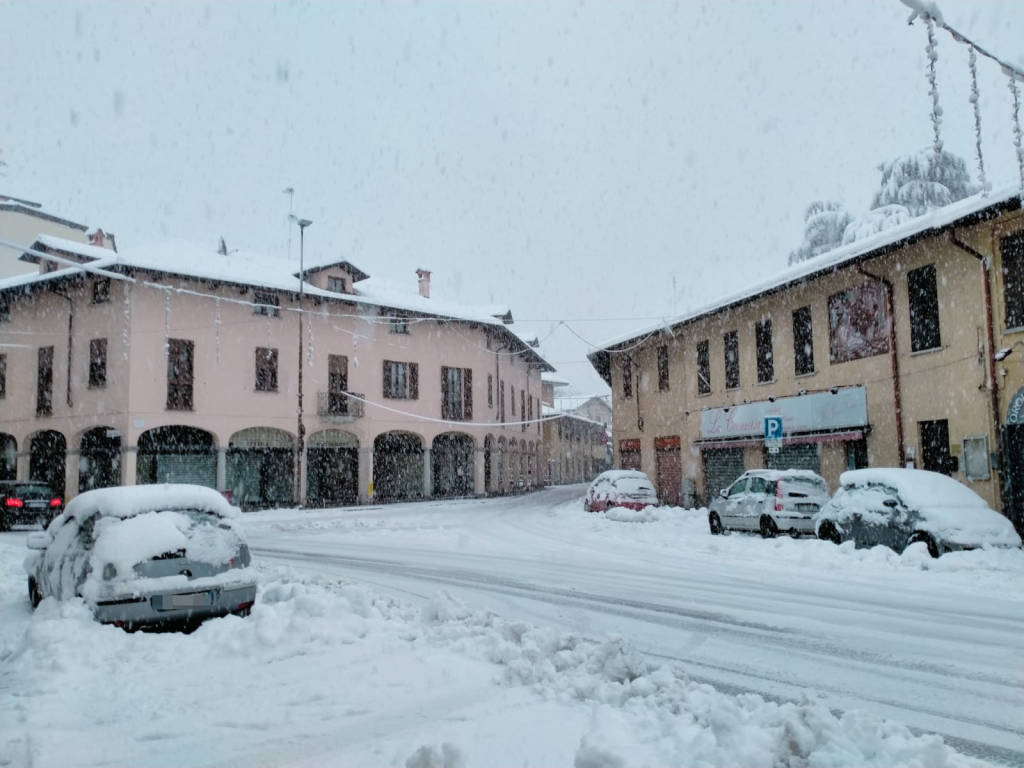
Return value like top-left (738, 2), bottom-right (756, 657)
top-left (1, 0), bottom-right (1022, 396)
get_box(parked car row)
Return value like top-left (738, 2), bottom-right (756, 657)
top-left (708, 467), bottom-right (1021, 558)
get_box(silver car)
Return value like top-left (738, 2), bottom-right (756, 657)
top-left (708, 469), bottom-right (829, 537)
top-left (25, 484), bottom-right (257, 630)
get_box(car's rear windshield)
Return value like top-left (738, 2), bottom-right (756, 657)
top-left (783, 477), bottom-right (826, 491)
top-left (10, 483), bottom-right (54, 497)
top-left (614, 478), bottom-right (655, 494)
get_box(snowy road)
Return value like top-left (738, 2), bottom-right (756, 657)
top-left (245, 486), bottom-right (1024, 766)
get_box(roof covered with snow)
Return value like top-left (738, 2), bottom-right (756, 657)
top-left (63, 484), bottom-right (239, 521)
top-left (1, 236), bottom-right (554, 372)
top-left (589, 187), bottom-right (1022, 382)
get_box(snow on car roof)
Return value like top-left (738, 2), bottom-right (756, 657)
top-left (594, 470), bottom-right (648, 481)
top-left (64, 484), bottom-right (239, 521)
top-left (746, 469), bottom-right (824, 482)
top-left (838, 468), bottom-right (988, 509)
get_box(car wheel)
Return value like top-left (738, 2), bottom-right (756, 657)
top-left (759, 515), bottom-right (778, 539)
top-left (909, 531), bottom-right (940, 558)
top-left (27, 577), bottom-right (42, 609)
top-left (818, 520), bottom-right (841, 545)
top-left (709, 511), bottom-right (723, 535)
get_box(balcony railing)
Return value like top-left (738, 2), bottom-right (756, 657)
top-left (317, 391), bottom-right (365, 420)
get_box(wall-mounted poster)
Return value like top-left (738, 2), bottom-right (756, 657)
top-left (828, 282), bottom-right (890, 363)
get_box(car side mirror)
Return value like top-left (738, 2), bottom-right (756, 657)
top-left (26, 532), bottom-right (51, 550)
top-left (883, 499), bottom-right (898, 508)
top-left (719, 489), bottom-right (728, 499)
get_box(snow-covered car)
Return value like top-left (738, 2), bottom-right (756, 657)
top-left (814, 468), bottom-right (1022, 557)
top-left (25, 484), bottom-right (257, 630)
top-left (708, 469), bottom-right (830, 537)
top-left (583, 470), bottom-right (659, 512)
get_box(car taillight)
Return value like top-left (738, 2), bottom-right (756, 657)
top-left (5, 498), bottom-right (23, 508)
top-left (775, 483), bottom-right (783, 512)
top-left (49, 498), bottom-right (62, 507)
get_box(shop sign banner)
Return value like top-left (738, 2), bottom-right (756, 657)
top-left (701, 386), bottom-right (868, 439)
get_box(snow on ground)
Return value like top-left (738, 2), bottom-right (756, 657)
top-left (2, 487), bottom-right (1022, 768)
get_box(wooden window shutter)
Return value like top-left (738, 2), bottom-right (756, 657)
top-left (463, 368), bottom-right (472, 420)
top-left (410, 362), bottom-right (419, 399)
top-left (382, 360), bottom-right (391, 398)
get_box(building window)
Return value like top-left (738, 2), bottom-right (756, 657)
top-left (383, 360), bottom-right (418, 399)
top-left (0, 294), bottom-right (9, 322)
top-left (536, 397), bottom-right (541, 434)
top-left (441, 366), bottom-right (472, 421)
top-left (793, 306), bottom-right (814, 375)
top-left (520, 389), bottom-right (526, 431)
top-left (908, 264), bottom-right (941, 352)
top-left (167, 338), bottom-right (194, 410)
top-left (724, 331), bottom-right (740, 389)
top-left (37, 346), bottom-right (54, 416)
top-left (919, 419), bottom-right (953, 475)
top-left (511, 385), bottom-right (516, 416)
top-left (500, 380), bottom-right (506, 422)
top-left (327, 275), bottom-right (348, 293)
top-left (755, 319), bottom-right (774, 383)
top-left (91, 278), bottom-right (111, 304)
top-left (253, 291), bottom-right (280, 318)
top-left (255, 347), bottom-right (278, 392)
top-left (1001, 232), bottom-right (1024, 329)
top-left (327, 354), bottom-right (348, 413)
top-left (657, 345), bottom-right (669, 392)
top-left (622, 358), bottom-right (633, 399)
top-left (389, 313), bottom-right (410, 335)
top-left (487, 374), bottom-right (493, 408)
top-left (0, 353), bottom-right (5, 398)
top-left (697, 340), bottom-right (710, 394)
top-left (89, 338), bottom-right (107, 389)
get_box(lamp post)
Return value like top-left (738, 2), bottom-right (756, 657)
top-left (291, 216), bottom-right (312, 506)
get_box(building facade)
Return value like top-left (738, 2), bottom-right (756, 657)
top-left (589, 192), bottom-right (1023, 530)
top-left (0, 237), bottom-right (552, 506)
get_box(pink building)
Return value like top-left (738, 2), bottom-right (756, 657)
top-left (0, 236), bottom-right (552, 506)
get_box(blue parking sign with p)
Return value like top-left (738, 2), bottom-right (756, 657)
top-left (764, 416), bottom-right (784, 440)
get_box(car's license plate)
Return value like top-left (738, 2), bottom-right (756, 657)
top-left (796, 504), bottom-right (818, 512)
top-left (169, 591), bottom-right (213, 609)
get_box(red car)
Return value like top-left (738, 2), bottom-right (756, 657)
top-left (583, 470), bottom-right (660, 512)
top-left (0, 481), bottom-right (63, 531)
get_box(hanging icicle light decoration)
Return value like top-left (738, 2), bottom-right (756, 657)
top-left (967, 48), bottom-right (989, 194)
top-left (1010, 70), bottom-right (1024, 205)
top-left (924, 15), bottom-right (943, 157)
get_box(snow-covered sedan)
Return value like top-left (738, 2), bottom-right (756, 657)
top-left (25, 484), bottom-right (257, 630)
top-left (583, 470), bottom-right (660, 512)
top-left (814, 468), bottom-right (1021, 557)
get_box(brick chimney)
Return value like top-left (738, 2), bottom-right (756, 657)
top-left (416, 268), bottom-right (431, 298)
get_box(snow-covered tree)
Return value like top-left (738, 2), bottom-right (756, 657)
top-left (787, 201), bottom-right (852, 265)
top-left (870, 148), bottom-right (976, 216)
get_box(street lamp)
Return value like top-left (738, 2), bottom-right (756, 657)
top-left (995, 340), bottom-right (1024, 362)
top-left (291, 215), bottom-right (312, 506)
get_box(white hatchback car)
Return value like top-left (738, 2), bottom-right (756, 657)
top-left (708, 469), bottom-right (830, 537)
top-left (26, 484), bottom-right (257, 630)
top-left (584, 470), bottom-right (659, 512)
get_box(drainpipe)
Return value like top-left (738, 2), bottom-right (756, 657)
top-left (948, 230), bottom-right (1003, 497)
top-left (856, 266), bottom-right (903, 466)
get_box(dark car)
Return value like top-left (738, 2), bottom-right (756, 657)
top-left (814, 468), bottom-right (1021, 557)
top-left (0, 481), bottom-right (63, 530)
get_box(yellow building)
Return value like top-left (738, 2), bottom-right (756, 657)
top-left (589, 191), bottom-right (1023, 531)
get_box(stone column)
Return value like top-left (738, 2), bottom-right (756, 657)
top-left (422, 447), bottom-right (432, 498)
top-left (358, 444), bottom-right (374, 504)
top-left (474, 445), bottom-right (486, 496)
top-left (122, 445), bottom-right (137, 487)
top-left (64, 446), bottom-right (78, 499)
top-left (216, 448), bottom-right (227, 492)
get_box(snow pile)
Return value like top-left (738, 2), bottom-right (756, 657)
top-left (415, 592), bottom-right (988, 768)
top-left (604, 505), bottom-right (658, 523)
